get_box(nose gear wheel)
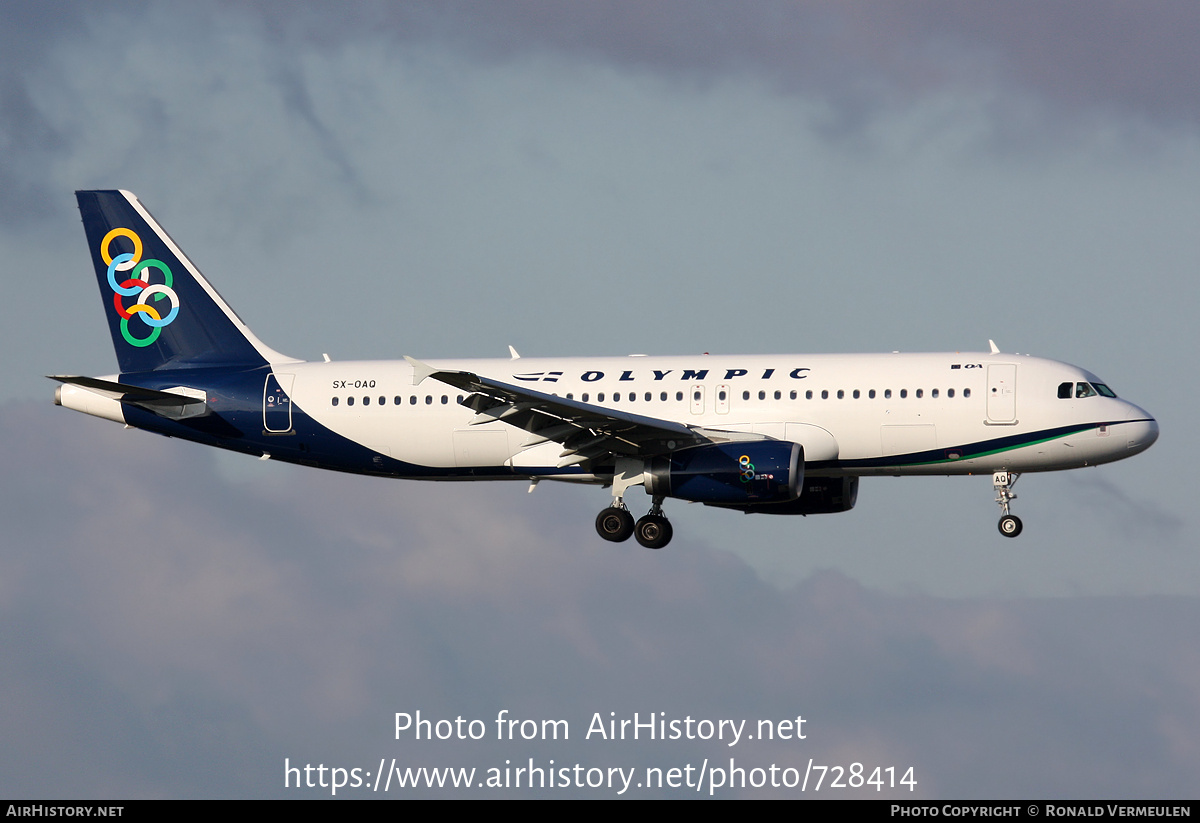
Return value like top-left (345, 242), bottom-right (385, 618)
top-left (993, 471), bottom-right (1023, 538)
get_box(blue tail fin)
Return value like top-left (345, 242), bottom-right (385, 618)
top-left (76, 190), bottom-right (296, 373)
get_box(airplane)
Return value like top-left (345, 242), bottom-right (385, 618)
top-left (52, 190), bottom-right (1159, 549)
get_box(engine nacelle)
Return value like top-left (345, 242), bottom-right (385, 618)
top-left (706, 476), bottom-right (860, 515)
top-left (645, 441), bottom-right (803, 505)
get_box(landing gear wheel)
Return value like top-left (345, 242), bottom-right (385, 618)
top-left (596, 507), bottom-right (634, 542)
top-left (993, 471), bottom-right (1023, 538)
top-left (998, 514), bottom-right (1023, 538)
top-left (634, 514), bottom-right (673, 549)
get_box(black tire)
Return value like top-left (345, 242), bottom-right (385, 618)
top-left (596, 507), bottom-right (634, 542)
top-left (634, 514), bottom-right (673, 549)
top-left (998, 514), bottom-right (1023, 538)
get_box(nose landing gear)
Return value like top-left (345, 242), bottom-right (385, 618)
top-left (994, 471), bottom-right (1023, 538)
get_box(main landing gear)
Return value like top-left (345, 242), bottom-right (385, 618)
top-left (595, 459), bottom-right (674, 548)
top-left (596, 500), bottom-right (674, 552)
top-left (595, 500), bottom-right (674, 549)
top-left (993, 471), bottom-right (1023, 538)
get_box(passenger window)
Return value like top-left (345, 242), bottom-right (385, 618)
top-left (759, 390), bottom-right (766, 400)
top-left (645, 392), bottom-right (651, 402)
top-left (821, 390), bottom-right (829, 400)
top-left (948, 388), bottom-right (954, 398)
top-left (332, 397), bottom-right (339, 406)
top-left (441, 395), bottom-right (448, 404)
top-left (837, 390), bottom-right (844, 399)
top-left (347, 397), bottom-right (355, 406)
top-left (598, 393), bottom-right (606, 402)
top-left (806, 390), bottom-right (813, 400)
top-left (869, 389), bottom-right (876, 399)
top-left (660, 392), bottom-right (667, 401)
top-left (582, 393), bottom-right (589, 402)
top-left (774, 390), bottom-right (781, 400)
top-left (916, 389), bottom-right (923, 398)
top-left (790, 390), bottom-right (797, 400)
top-left (676, 391), bottom-right (684, 401)
top-left (885, 389), bottom-right (892, 399)
top-left (743, 391), bottom-right (750, 401)
top-left (409, 396), bottom-right (417, 405)
top-left (852, 390), bottom-right (860, 399)
top-left (900, 389), bottom-right (907, 399)
top-left (363, 396), bottom-right (370, 406)
top-left (394, 396), bottom-right (401, 405)
top-left (964, 388), bottom-right (971, 398)
top-left (425, 395), bottom-right (432, 405)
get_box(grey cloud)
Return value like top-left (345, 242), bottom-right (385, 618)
top-left (229, 1), bottom-right (1200, 130)
top-left (4, 1), bottom-right (1194, 231)
top-left (0, 1), bottom-right (94, 222)
top-left (896, 1), bottom-right (1200, 128)
top-left (7, 0), bottom-right (1196, 224)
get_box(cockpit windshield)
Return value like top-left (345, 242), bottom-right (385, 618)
top-left (1058, 381), bottom-right (1117, 399)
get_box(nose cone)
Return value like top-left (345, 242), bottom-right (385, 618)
top-left (1124, 405), bottom-right (1159, 454)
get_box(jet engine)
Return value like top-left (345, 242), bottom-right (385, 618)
top-left (645, 441), bottom-right (803, 504)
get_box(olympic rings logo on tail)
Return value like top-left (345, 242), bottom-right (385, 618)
top-left (101, 227), bottom-right (180, 347)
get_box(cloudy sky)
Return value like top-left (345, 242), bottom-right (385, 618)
top-left (2, 1), bottom-right (1198, 798)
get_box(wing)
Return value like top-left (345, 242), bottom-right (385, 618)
top-left (405, 357), bottom-right (765, 468)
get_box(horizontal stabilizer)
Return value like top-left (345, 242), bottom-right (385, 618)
top-left (48, 375), bottom-right (208, 421)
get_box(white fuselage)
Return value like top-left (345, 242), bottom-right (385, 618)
top-left (288, 350), bottom-right (1157, 480)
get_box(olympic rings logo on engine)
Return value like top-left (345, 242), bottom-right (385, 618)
top-left (739, 454), bottom-right (755, 483)
top-left (101, 227), bottom-right (180, 347)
